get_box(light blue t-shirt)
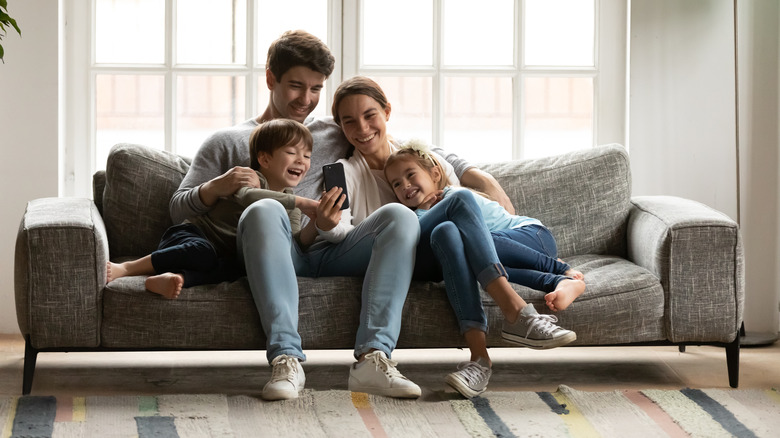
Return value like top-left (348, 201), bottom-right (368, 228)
top-left (416, 186), bottom-right (542, 231)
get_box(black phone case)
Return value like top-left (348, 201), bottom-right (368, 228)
top-left (322, 162), bottom-right (350, 210)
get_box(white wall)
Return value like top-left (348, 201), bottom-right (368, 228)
top-left (0, 1), bottom-right (778, 336)
top-left (0, 1), bottom-right (59, 334)
top-left (630, 0), bottom-right (780, 334)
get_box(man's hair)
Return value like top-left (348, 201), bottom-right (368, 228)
top-left (331, 75), bottom-right (389, 126)
top-left (266, 30), bottom-right (335, 81)
top-left (249, 119), bottom-right (313, 171)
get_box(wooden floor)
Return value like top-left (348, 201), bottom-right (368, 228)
top-left (1, 333), bottom-right (778, 397)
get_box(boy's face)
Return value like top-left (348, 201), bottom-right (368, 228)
top-left (258, 140), bottom-right (312, 192)
top-left (266, 66), bottom-right (326, 123)
top-left (385, 159), bottom-right (442, 208)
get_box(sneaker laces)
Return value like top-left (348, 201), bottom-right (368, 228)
top-left (366, 351), bottom-right (407, 380)
top-left (456, 361), bottom-right (490, 385)
top-left (270, 355), bottom-right (298, 383)
top-left (526, 314), bottom-right (562, 337)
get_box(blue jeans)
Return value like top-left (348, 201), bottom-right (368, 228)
top-left (492, 225), bottom-right (571, 292)
top-left (237, 200), bottom-right (419, 362)
top-left (417, 190), bottom-right (507, 334)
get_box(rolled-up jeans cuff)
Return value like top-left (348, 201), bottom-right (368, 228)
top-left (476, 263), bottom-right (508, 289)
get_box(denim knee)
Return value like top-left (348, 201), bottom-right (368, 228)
top-left (373, 203), bottom-right (420, 246)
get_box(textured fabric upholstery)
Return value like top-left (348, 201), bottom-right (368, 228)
top-left (15, 142), bottom-right (744, 358)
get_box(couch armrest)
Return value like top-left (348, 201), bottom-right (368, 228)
top-left (15, 198), bottom-right (108, 349)
top-left (628, 196), bottom-right (744, 343)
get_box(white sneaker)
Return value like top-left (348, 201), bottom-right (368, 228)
top-left (445, 357), bottom-right (492, 398)
top-left (348, 351), bottom-right (421, 399)
top-left (502, 304), bottom-right (576, 349)
top-left (262, 354), bottom-right (305, 401)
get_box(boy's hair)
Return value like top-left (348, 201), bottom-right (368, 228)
top-left (385, 139), bottom-right (448, 191)
top-left (266, 30), bottom-right (335, 82)
top-left (331, 76), bottom-right (389, 126)
top-left (249, 119), bottom-right (313, 170)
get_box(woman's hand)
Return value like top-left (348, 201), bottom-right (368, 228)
top-left (418, 190), bottom-right (444, 210)
top-left (315, 186), bottom-right (346, 231)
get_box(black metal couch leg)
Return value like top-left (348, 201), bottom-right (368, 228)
top-left (726, 333), bottom-right (741, 388)
top-left (23, 335), bottom-right (38, 395)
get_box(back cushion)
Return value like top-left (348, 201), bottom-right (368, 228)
top-left (102, 144), bottom-right (191, 258)
top-left (479, 144), bottom-right (631, 258)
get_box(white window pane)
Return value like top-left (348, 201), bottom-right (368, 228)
top-left (362, 0), bottom-right (433, 66)
top-left (256, 0), bottom-right (329, 66)
top-left (370, 76), bottom-right (433, 144)
top-left (177, 76), bottom-right (247, 158)
top-left (177, 0), bottom-right (247, 65)
top-left (443, 0), bottom-right (514, 66)
top-left (524, 77), bottom-right (593, 159)
top-left (96, 0), bottom-right (164, 64)
top-left (96, 74), bottom-right (165, 170)
top-left (444, 77), bottom-right (513, 163)
top-left (524, 0), bottom-right (595, 67)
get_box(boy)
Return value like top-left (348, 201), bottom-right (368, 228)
top-left (107, 119), bottom-right (317, 299)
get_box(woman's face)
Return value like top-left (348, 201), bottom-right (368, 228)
top-left (337, 94), bottom-right (391, 160)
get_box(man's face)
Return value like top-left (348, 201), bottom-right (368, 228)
top-left (267, 66), bottom-right (326, 123)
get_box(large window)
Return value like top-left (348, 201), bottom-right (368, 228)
top-left (64, 0), bottom-right (625, 197)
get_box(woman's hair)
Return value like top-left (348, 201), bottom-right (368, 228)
top-left (266, 30), bottom-right (335, 81)
top-left (331, 76), bottom-right (390, 126)
top-left (249, 119), bottom-right (313, 170)
top-left (385, 140), bottom-right (449, 191)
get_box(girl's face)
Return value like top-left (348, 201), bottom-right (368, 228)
top-left (337, 94), bottom-right (391, 160)
top-left (385, 158), bottom-right (442, 208)
top-left (258, 140), bottom-right (312, 191)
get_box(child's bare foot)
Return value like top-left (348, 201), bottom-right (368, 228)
top-left (106, 261), bottom-right (129, 283)
top-left (558, 259), bottom-right (584, 280)
top-left (545, 279), bottom-right (586, 312)
top-left (145, 273), bottom-right (184, 299)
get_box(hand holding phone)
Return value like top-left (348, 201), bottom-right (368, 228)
top-left (322, 162), bottom-right (350, 210)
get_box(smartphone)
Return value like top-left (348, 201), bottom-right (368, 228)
top-left (322, 162), bottom-right (350, 210)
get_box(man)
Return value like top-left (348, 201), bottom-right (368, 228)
top-left (170, 30), bottom-right (514, 401)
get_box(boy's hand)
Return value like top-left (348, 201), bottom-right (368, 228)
top-left (295, 196), bottom-right (319, 220)
top-left (315, 186), bottom-right (346, 231)
top-left (418, 190), bottom-right (444, 210)
top-left (200, 167), bottom-right (260, 206)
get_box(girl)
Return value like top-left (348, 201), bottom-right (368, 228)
top-left (329, 76), bottom-right (577, 399)
top-left (384, 143), bottom-right (587, 313)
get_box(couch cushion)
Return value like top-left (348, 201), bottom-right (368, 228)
top-left (102, 144), bottom-right (191, 258)
top-left (479, 144), bottom-right (631, 258)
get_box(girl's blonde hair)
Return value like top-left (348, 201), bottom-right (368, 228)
top-left (384, 139), bottom-right (448, 191)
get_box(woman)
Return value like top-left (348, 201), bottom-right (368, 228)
top-left (326, 76), bottom-right (577, 398)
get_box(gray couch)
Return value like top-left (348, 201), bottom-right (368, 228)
top-left (15, 143), bottom-right (744, 395)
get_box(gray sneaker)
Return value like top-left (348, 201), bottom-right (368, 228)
top-left (445, 357), bottom-right (492, 398)
top-left (262, 354), bottom-right (305, 401)
top-left (502, 304), bottom-right (576, 349)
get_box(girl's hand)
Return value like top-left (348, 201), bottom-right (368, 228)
top-left (295, 196), bottom-right (319, 220)
top-left (418, 190), bottom-right (444, 210)
top-left (315, 186), bottom-right (346, 231)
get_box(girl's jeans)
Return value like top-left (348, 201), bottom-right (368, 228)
top-left (492, 225), bottom-right (571, 292)
top-left (416, 190), bottom-right (508, 334)
top-left (237, 199), bottom-right (419, 363)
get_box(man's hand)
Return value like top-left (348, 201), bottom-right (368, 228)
top-left (199, 166), bottom-right (261, 207)
top-left (459, 168), bottom-right (515, 215)
top-left (315, 186), bottom-right (346, 231)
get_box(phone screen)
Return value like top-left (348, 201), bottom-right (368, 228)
top-left (322, 162), bottom-right (350, 210)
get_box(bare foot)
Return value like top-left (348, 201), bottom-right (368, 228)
top-left (106, 261), bottom-right (129, 283)
top-left (145, 273), bottom-right (184, 299)
top-left (544, 279), bottom-right (586, 312)
top-left (558, 259), bottom-right (584, 280)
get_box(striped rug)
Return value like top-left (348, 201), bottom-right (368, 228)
top-left (2, 386), bottom-right (778, 437)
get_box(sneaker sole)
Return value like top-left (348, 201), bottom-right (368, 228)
top-left (348, 378), bottom-right (421, 399)
top-left (501, 331), bottom-right (577, 349)
top-left (444, 374), bottom-right (485, 399)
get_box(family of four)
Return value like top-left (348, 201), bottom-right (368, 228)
top-left (107, 30), bottom-right (586, 401)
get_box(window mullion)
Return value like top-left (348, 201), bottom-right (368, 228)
top-left (166, 0), bottom-right (175, 153)
top-left (433, 0), bottom-right (443, 148)
top-left (246, 0), bottom-right (257, 120)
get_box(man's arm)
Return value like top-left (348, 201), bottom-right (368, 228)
top-left (432, 146), bottom-right (515, 214)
